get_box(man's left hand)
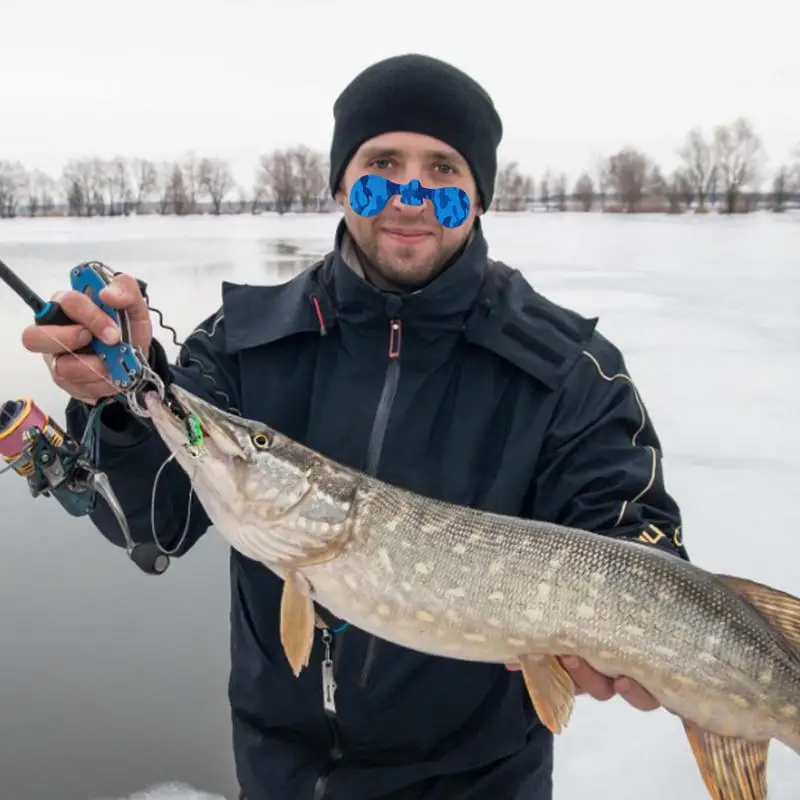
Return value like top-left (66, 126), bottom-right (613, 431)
top-left (506, 655), bottom-right (660, 712)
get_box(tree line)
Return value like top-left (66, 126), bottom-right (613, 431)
top-left (0, 117), bottom-right (797, 219)
top-left (495, 118), bottom-right (800, 214)
top-left (0, 147), bottom-right (329, 219)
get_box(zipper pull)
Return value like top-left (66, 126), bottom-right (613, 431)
top-left (388, 318), bottom-right (402, 359)
top-left (321, 628), bottom-right (337, 715)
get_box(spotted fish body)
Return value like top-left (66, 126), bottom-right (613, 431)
top-left (145, 385), bottom-right (800, 799)
top-left (309, 486), bottom-right (800, 739)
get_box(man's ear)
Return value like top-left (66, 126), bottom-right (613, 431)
top-left (334, 187), bottom-right (346, 207)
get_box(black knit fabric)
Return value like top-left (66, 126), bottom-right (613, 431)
top-left (329, 54), bottom-right (503, 210)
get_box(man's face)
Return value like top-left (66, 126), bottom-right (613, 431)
top-left (336, 131), bottom-right (482, 290)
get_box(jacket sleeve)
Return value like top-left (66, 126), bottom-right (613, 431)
top-left (64, 309), bottom-right (240, 558)
top-left (530, 334), bottom-right (687, 560)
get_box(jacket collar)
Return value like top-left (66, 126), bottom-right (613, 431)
top-left (221, 217), bottom-right (490, 352)
top-left (320, 217), bottom-right (489, 325)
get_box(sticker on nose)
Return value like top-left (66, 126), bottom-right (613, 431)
top-left (349, 174), bottom-right (470, 228)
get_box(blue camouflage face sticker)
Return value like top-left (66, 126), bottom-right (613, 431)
top-left (348, 174), bottom-right (471, 229)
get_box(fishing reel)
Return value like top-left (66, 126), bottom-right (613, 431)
top-left (0, 397), bottom-right (169, 575)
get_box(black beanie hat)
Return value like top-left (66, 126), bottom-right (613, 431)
top-left (329, 54), bottom-right (503, 210)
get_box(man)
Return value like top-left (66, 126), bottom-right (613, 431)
top-left (22, 54), bottom-right (686, 800)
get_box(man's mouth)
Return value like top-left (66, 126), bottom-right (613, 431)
top-left (381, 227), bottom-right (433, 244)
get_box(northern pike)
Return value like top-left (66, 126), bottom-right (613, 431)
top-left (144, 384), bottom-right (800, 799)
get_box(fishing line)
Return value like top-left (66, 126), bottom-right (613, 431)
top-left (149, 450), bottom-right (199, 556)
top-left (36, 297), bottom-right (239, 417)
top-left (31, 325), bottom-right (196, 557)
top-left (30, 291), bottom-right (240, 563)
top-left (0, 456), bottom-right (24, 478)
top-left (147, 301), bottom-right (240, 416)
top-left (38, 328), bottom-right (125, 398)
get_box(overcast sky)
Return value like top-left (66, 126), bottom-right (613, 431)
top-left (3, 0), bottom-right (797, 190)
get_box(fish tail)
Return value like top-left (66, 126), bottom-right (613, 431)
top-left (683, 722), bottom-right (769, 799)
top-left (715, 573), bottom-right (800, 652)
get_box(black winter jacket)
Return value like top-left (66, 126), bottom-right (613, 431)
top-left (66, 219), bottom-right (686, 800)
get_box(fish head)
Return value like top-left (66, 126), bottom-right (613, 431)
top-left (143, 384), bottom-right (356, 569)
top-left (147, 383), bottom-right (271, 461)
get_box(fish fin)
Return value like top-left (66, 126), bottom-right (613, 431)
top-left (517, 654), bottom-right (575, 735)
top-left (683, 721), bottom-right (768, 800)
top-left (279, 571), bottom-right (315, 677)
top-left (716, 574), bottom-right (800, 650)
top-left (289, 520), bottom-right (353, 568)
top-left (291, 530), bottom-right (350, 567)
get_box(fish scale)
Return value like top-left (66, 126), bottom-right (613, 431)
top-left (145, 384), bottom-right (800, 800)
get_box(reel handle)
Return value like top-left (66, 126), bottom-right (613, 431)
top-left (127, 542), bottom-right (170, 575)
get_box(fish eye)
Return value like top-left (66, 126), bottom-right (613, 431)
top-left (251, 432), bottom-right (272, 449)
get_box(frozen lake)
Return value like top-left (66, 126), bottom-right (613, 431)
top-left (0, 210), bottom-right (798, 799)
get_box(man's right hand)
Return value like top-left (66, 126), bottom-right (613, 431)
top-left (21, 274), bottom-right (153, 405)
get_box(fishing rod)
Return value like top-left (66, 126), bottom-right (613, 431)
top-left (0, 257), bottom-right (74, 325)
top-left (0, 258), bottom-right (170, 575)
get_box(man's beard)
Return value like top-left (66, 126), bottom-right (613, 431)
top-left (357, 236), bottom-right (465, 292)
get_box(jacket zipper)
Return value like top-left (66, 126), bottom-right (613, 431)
top-left (313, 317), bottom-right (403, 798)
top-left (364, 318), bottom-right (403, 474)
top-left (358, 317), bottom-right (402, 688)
top-left (312, 627), bottom-right (343, 799)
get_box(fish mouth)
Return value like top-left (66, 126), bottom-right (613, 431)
top-left (145, 384), bottom-right (247, 461)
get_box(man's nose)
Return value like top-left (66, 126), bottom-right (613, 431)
top-left (387, 176), bottom-right (428, 212)
top-left (388, 192), bottom-right (426, 212)
top-left (387, 193), bottom-right (429, 218)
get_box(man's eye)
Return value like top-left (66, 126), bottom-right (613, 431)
top-left (435, 163), bottom-right (455, 175)
top-left (371, 158), bottom-right (392, 170)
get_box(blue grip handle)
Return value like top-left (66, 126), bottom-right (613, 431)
top-left (69, 264), bottom-right (142, 391)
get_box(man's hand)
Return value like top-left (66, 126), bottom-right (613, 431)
top-left (506, 656), bottom-right (660, 712)
top-left (20, 274), bottom-right (152, 405)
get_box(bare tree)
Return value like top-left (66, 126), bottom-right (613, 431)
top-left (592, 154), bottom-right (610, 210)
top-left (647, 165), bottom-right (668, 199)
top-left (665, 171), bottom-right (688, 214)
top-left (153, 161), bottom-right (173, 215)
top-left (677, 127), bottom-right (716, 211)
top-left (712, 117), bottom-right (767, 213)
top-left (791, 144), bottom-right (800, 199)
top-left (290, 146), bottom-right (326, 211)
top-left (199, 157), bottom-right (235, 215)
top-left (539, 169), bottom-right (550, 210)
top-left (182, 151), bottom-right (201, 214)
top-left (152, 161), bottom-right (187, 215)
top-left (130, 158), bottom-right (157, 213)
top-left (769, 145), bottom-right (800, 212)
top-left (771, 168), bottom-right (791, 212)
top-left (494, 162), bottom-right (533, 211)
top-left (26, 169), bottom-right (57, 216)
top-left (573, 173), bottom-right (594, 211)
top-left (607, 148), bottom-right (652, 212)
top-left (168, 163), bottom-right (188, 215)
top-left (61, 159), bottom-right (93, 216)
top-left (234, 186), bottom-right (249, 214)
top-left (59, 157), bottom-right (117, 217)
top-left (251, 180), bottom-right (267, 214)
top-left (256, 149), bottom-right (297, 214)
top-left (552, 172), bottom-right (568, 211)
top-left (0, 161), bottom-right (27, 217)
top-left (674, 169), bottom-right (694, 209)
top-left (107, 157), bottom-right (133, 215)
top-left (87, 158), bottom-right (110, 216)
